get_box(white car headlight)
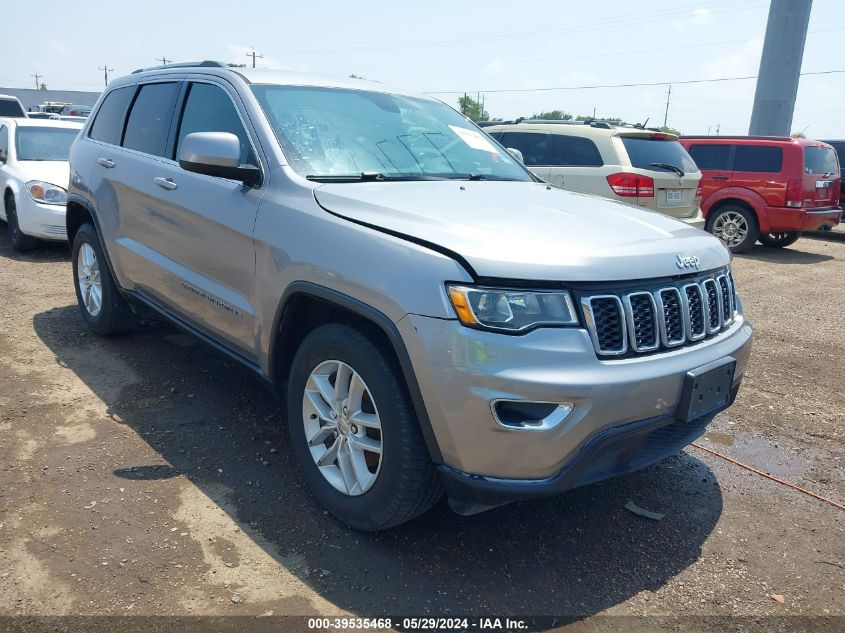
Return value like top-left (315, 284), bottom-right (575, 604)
top-left (447, 284), bottom-right (579, 332)
top-left (26, 180), bottom-right (67, 205)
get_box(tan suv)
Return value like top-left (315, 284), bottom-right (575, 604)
top-left (484, 120), bottom-right (704, 227)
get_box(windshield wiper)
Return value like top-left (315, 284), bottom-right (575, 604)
top-left (649, 162), bottom-right (685, 177)
top-left (306, 171), bottom-right (385, 183)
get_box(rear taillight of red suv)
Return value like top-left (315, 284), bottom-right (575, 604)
top-left (606, 173), bottom-right (654, 197)
top-left (785, 179), bottom-right (803, 207)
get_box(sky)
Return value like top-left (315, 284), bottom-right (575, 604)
top-left (2, 0), bottom-right (843, 137)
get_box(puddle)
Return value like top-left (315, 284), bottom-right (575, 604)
top-left (700, 431), bottom-right (805, 479)
top-left (704, 431), bottom-right (734, 447)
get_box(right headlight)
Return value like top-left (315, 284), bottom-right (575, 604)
top-left (447, 284), bottom-right (579, 333)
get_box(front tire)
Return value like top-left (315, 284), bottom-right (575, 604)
top-left (759, 231), bottom-right (801, 248)
top-left (5, 196), bottom-right (37, 252)
top-left (706, 204), bottom-right (759, 254)
top-left (287, 323), bottom-right (442, 530)
top-left (72, 223), bottom-right (137, 335)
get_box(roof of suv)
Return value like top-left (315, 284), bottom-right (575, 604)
top-left (118, 60), bottom-right (412, 97)
top-left (680, 135), bottom-right (827, 147)
top-left (484, 120), bottom-right (678, 141)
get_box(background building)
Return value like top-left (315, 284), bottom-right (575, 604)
top-left (0, 87), bottom-right (100, 111)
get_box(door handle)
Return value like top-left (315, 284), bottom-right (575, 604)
top-left (713, 175), bottom-right (729, 181)
top-left (97, 157), bottom-right (115, 169)
top-left (154, 177), bottom-right (178, 191)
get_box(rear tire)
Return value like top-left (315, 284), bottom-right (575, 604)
top-left (72, 223), bottom-right (138, 335)
top-left (6, 196), bottom-right (37, 252)
top-left (287, 323), bottom-right (442, 531)
top-left (706, 204), bottom-right (759, 254)
top-left (758, 231), bottom-right (801, 248)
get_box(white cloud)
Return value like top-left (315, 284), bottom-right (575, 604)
top-left (692, 7), bottom-right (714, 25)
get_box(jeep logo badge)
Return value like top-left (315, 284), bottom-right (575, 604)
top-left (676, 254), bottom-right (701, 269)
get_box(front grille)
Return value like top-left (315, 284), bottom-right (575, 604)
top-left (581, 269), bottom-right (738, 358)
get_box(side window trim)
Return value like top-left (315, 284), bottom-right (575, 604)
top-left (120, 80), bottom-right (181, 159)
top-left (87, 84), bottom-right (138, 147)
top-left (172, 78), bottom-right (264, 174)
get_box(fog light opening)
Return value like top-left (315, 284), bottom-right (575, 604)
top-left (492, 400), bottom-right (574, 431)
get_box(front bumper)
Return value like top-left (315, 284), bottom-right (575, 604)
top-left (397, 313), bottom-right (752, 482)
top-left (439, 392), bottom-right (735, 514)
top-left (14, 196), bottom-right (67, 241)
top-left (765, 205), bottom-right (842, 232)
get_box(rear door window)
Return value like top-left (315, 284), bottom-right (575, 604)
top-left (688, 144), bottom-right (733, 170)
top-left (175, 82), bottom-right (256, 165)
top-left (547, 135), bottom-right (603, 167)
top-left (0, 125), bottom-right (8, 160)
top-left (733, 145), bottom-right (782, 173)
top-left (89, 86), bottom-right (135, 146)
top-left (620, 137), bottom-right (698, 173)
top-left (803, 146), bottom-right (839, 175)
top-left (122, 82), bottom-right (180, 157)
top-left (498, 132), bottom-right (549, 166)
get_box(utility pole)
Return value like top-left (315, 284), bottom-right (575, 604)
top-left (99, 65), bottom-right (114, 87)
top-left (156, 56), bottom-right (171, 66)
top-left (663, 84), bottom-right (672, 129)
top-left (31, 74), bottom-right (42, 90)
top-left (749, 0), bottom-right (812, 135)
top-left (246, 48), bottom-right (264, 68)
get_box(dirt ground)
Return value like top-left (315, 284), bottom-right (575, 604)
top-left (0, 223), bottom-right (843, 631)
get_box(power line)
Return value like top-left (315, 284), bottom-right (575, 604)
top-left (286, 0), bottom-right (764, 55)
top-left (425, 69), bottom-right (845, 95)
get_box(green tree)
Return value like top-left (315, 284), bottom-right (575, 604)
top-left (458, 94), bottom-right (490, 122)
top-left (226, 63), bottom-right (247, 68)
top-left (659, 125), bottom-right (682, 136)
top-left (791, 131), bottom-right (806, 138)
top-left (349, 73), bottom-right (366, 79)
top-left (576, 114), bottom-right (623, 123)
top-left (529, 110), bottom-right (571, 120)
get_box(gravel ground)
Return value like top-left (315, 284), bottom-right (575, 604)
top-left (0, 224), bottom-right (842, 632)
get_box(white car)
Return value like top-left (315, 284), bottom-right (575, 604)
top-left (0, 118), bottom-right (82, 250)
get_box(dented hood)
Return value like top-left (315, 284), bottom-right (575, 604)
top-left (314, 180), bottom-right (729, 281)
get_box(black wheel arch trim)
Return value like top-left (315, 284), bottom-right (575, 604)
top-left (66, 194), bottom-right (125, 291)
top-left (270, 281), bottom-right (444, 464)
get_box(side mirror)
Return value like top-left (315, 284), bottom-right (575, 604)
top-left (178, 132), bottom-right (261, 187)
top-left (506, 147), bottom-right (524, 164)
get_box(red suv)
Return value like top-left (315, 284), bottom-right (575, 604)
top-left (679, 136), bottom-right (842, 252)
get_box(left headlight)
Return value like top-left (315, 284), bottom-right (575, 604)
top-left (26, 181), bottom-right (67, 205)
top-left (447, 284), bottom-right (579, 333)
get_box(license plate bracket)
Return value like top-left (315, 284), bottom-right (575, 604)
top-left (676, 357), bottom-right (736, 423)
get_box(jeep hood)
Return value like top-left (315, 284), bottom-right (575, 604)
top-left (313, 181), bottom-right (729, 281)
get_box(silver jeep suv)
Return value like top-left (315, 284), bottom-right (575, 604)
top-left (67, 62), bottom-right (752, 530)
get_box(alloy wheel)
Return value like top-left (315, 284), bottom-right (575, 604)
top-left (302, 359), bottom-right (383, 495)
top-left (712, 211), bottom-right (748, 247)
top-left (77, 243), bottom-right (103, 317)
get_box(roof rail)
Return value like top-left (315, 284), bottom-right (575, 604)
top-left (132, 60), bottom-right (227, 74)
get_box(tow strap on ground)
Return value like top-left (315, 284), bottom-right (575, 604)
top-left (691, 442), bottom-right (845, 512)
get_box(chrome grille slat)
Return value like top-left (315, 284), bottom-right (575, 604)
top-left (624, 292), bottom-right (659, 352)
top-left (581, 270), bottom-right (738, 357)
top-left (682, 283), bottom-right (707, 340)
top-left (656, 288), bottom-right (685, 346)
top-left (582, 295), bottom-right (627, 356)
